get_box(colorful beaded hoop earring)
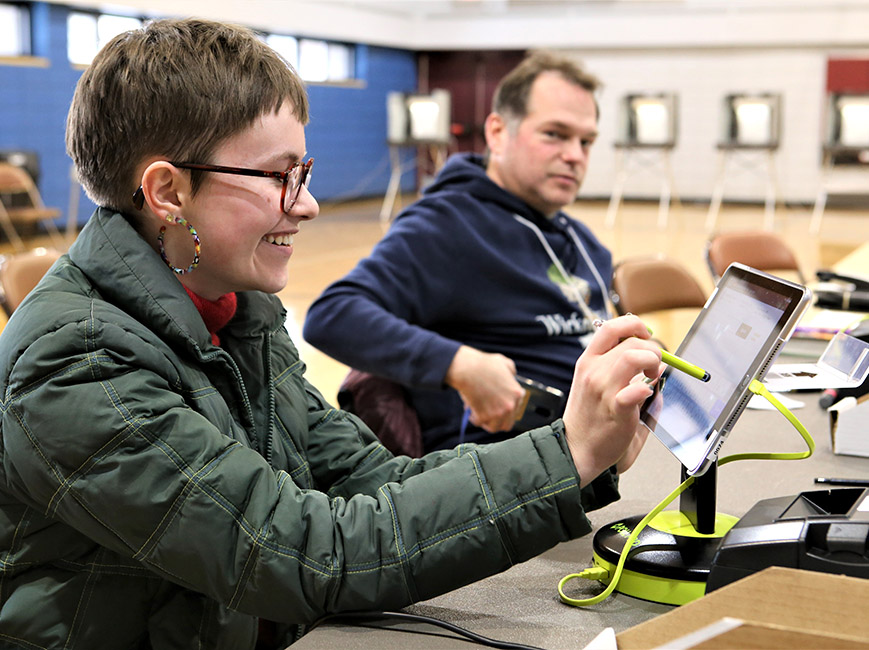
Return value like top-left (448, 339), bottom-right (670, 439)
top-left (157, 214), bottom-right (201, 275)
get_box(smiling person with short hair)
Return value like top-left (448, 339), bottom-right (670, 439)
top-left (0, 23), bottom-right (657, 649)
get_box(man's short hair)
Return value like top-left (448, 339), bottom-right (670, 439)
top-left (66, 18), bottom-right (309, 214)
top-left (492, 51), bottom-right (601, 122)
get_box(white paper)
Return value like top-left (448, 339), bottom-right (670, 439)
top-left (839, 100), bottom-right (869, 147)
top-left (582, 627), bottom-right (618, 650)
top-left (748, 393), bottom-right (804, 410)
top-left (651, 617), bottom-right (745, 650)
top-left (830, 396), bottom-right (869, 457)
top-left (634, 101), bottom-right (670, 144)
top-left (736, 101), bottom-right (772, 145)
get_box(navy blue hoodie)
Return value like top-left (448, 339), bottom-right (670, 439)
top-left (304, 153), bottom-right (612, 451)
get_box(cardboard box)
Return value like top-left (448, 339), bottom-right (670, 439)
top-left (616, 566), bottom-right (869, 649)
top-left (829, 394), bottom-right (869, 457)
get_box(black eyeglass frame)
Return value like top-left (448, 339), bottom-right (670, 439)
top-left (132, 158), bottom-right (313, 212)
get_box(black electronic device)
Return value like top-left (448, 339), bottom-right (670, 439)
top-left (513, 375), bottom-right (566, 432)
top-left (814, 270), bottom-right (869, 311)
top-left (706, 487), bottom-right (869, 593)
top-left (816, 269), bottom-right (869, 292)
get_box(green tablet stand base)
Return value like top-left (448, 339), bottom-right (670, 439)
top-left (591, 465), bottom-right (738, 605)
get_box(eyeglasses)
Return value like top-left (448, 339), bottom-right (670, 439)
top-left (132, 158), bottom-right (313, 212)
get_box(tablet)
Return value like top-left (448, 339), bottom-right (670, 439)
top-left (640, 263), bottom-right (811, 476)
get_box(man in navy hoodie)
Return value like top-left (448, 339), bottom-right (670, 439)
top-left (304, 51), bottom-right (612, 452)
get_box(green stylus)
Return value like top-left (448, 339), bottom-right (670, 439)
top-left (660, 349), bottom-right (710, 382)
top-left (592, 317), bottom-right (711, 382)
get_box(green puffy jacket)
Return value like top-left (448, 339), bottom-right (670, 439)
top-left (0, 208), bottom-right (618, 648)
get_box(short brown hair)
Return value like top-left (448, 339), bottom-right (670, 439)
top-left (66, 18), bottom-right (309, 213)
top-left (492, 51), bottom-right (600, 122)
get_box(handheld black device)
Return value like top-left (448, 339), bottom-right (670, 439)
top-left (513, 375), bottom-right (566, 431)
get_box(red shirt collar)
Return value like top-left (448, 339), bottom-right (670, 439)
top-left (183, 287), bottom-right (238, 346)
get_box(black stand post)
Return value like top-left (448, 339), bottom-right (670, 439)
top-left (681, 464), bottom-right (717, 534)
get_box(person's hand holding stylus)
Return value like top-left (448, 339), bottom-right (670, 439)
top-left (592, 317), bottom-right (711, 383)
top-left (562, 315), bottom-right (661, 484)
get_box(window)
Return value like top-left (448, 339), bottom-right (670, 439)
top-left (298, 39), bottom-right (330, 82)
top-left (265, 34), bottom-right (299, 72)
top-left (0, 3), bottom-right (30, 57)
top-left (265, 33), bottom-right (355, 83)
top-left (67, 11), bottom-right (143, 65)
top-left (326, 42), bottom-right (354, 82)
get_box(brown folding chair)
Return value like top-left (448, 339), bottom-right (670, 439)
top-left (0, 162), bottom-right (64, 252)
top-left (705, 230), bottom-right (806, 284)
top-left (611, 254), bottom-right (708, 316)
top-left (610, 254), bottom-right (709, 350)
top-left (0, 247), bottom-right (62, 316)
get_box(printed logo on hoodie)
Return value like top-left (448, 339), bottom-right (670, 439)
top-left (546, 264), bottom-right (591, 306)
top-left (534, 264), bottom-right (596, 337)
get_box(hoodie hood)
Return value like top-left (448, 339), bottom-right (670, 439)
top-left (422, 153), bottom-right (555, 226)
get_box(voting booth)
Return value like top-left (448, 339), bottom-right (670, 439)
top-left (706, 93), bottom-right (783, 232)
top-left (606, 93), bottom-right (680, 229)
top-left (381, 90), bottom-right (452, 222)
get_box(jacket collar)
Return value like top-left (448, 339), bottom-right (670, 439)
top-left (67, 208), bottom-right (286, 354)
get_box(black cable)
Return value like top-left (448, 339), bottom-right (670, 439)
top-left (308, 610), bottom-right (547, 650)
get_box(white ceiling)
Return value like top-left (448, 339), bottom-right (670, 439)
top-left (50, 0), bottom-right (869, 50)
top-left (308, 0), bottom-right (864, 19)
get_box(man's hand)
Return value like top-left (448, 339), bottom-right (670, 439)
top-left (561, 315), bottom-right (661, 486)
top-left (445, 345), bottom-right (526, 433)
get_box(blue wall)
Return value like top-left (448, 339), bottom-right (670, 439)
top-left (0, 2), bottom-right (419, 230)
top-left (307, 45), bottom-right (419, 202)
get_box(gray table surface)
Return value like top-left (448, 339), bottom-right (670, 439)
top-left (292, 387), bottom-right (869, 649)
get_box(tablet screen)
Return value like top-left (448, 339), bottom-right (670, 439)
top-left (641, 264), bottom-right (809, 475)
